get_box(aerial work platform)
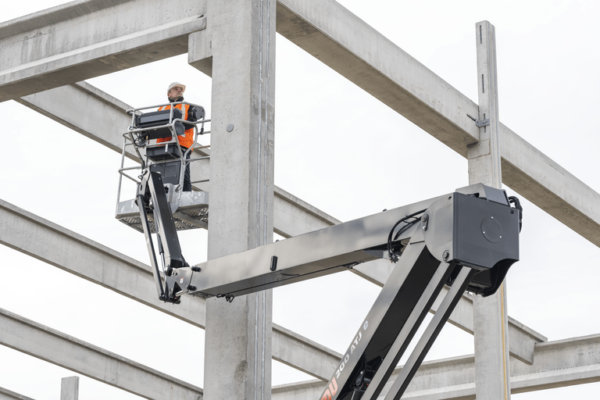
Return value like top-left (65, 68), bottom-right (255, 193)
top-left (115, 102), bottom-right (210, 233)
top-left (117, 103), bottom-right (521, 399)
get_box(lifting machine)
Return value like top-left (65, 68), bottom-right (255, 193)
top-left (117, 105), bottom-right (523, 399)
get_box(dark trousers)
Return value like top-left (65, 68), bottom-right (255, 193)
top-left (181, 147), bottom-right (192, 192)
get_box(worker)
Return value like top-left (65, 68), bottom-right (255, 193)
top-left (157, 82), bottom-right (198, 192)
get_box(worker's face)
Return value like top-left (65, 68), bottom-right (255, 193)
top-left (168, 86), bottom-right (185, 98)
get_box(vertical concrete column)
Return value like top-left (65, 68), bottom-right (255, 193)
top-left (468, 21), bottom-right (511, 400)
top-left (60, 377), bottom-right (79, 400)
top-left (202, 0), bottom-right (276, 399)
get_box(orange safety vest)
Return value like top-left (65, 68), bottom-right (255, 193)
top-left (156, 103), bottom-right (194, 149)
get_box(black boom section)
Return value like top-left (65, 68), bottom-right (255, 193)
top-left (136, 170), bottom-right (187, 302)
top-left (331, 243), bottom-right (452, 400)
top-left (147, 171), bottom-right (185, 272)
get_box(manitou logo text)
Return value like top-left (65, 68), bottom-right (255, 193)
top-left (321, 321), bottom-right (368, 400)
top-left (321, 378), bottom-right (338, 400)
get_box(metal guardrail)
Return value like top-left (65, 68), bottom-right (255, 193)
top-left (116, 101), bottom-right (211, 207)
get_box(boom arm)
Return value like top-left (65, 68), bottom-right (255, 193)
top-left (160, 183), bottom-right (521, 399)
top-left (167, 183), bottom-right (519, 301)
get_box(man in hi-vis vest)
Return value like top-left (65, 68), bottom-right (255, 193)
top-left (156, 82), bottom-right (198, 191)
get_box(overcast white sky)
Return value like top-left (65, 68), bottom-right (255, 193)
top-left (1, 0), bottom-right (599, 399)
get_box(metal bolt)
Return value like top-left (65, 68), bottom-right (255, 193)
top-left (443, 250), bottom-right (450, 261)
top-left (226, 123), bottom-right (234, 132)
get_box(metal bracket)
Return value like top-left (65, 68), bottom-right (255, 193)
top-left (476, 118), bottom-right (490, 128)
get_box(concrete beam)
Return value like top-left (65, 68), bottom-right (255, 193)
top-left (0, 0), bottom-right (206, 102)
top-left (0, 308), bottom-right (203, 400)
top-left (0, 198), bottom-right (207, 328)
top-left (470, 20), bottom-right (511, 400)
top-left (16, 83), bottom-right (546, 365)
top-left (0, 198), bottom-right (338, 381)
top-left (272, 334), bottom-right (600, 400)
top-left (9, 0), bottom-right (599, 246)
top-left (271, 325), bottom-right (340, 380)
top-left (61, 377), bottom-right (79, 400)
top-left (0, 387), bottom-right (34, 400)
top-left (202, 0), bottom-right (277, 397)
top-left (275, 0), bottom-right (600, 247)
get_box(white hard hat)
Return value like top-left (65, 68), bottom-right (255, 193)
top-left (167, 82), bottom-right (186, 93)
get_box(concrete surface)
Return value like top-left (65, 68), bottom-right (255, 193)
top-left (3, 0), bottom-right (599, 247)
top-left (0, 308), bottom-right (203, 400)
top-left (0, 0), bottom-right (206, 102)
top-left (0, 197), bottom-right (339, 381)
top-left (275, 0), bottom-right (600, 248)
top-left (271, 334), bottom-right (600, 399)
top-left (0, 387), bottom-right (34, 400)
top-left (60, 377), bottom-right (79, 400)
top-left (201, 0), bottom-right (276, 398)
top-left (469, 21), bottom-right (511, 400)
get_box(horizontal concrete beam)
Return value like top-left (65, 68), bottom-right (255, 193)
top-left (0, 198), bottom-right (336, 380)
top-left (0, 198), bottom-right (207, 328)
top-left (272, 334), bottom-right (600, 399)
top-left (272, 324), bottom-right (340, 380)
top-left (275, 0), bottom-right (600, 247)
top-left (0, 0), bottom-right (206, 102)
top-left (0, 387), bottom-right (34, 400)
top-left (0, 308), bottom-right (203, 400)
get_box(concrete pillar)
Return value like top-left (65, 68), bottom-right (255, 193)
top-left (201, 0), bottom-right (276, 399)
top-left (468, 21), bottom-right (511, 400)
top-left (60, 377), bottom-right (79, 400)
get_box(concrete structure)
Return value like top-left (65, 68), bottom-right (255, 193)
top-left (60, 377), bottom-right (79, 400)
top-left (0, 377), bottom-right (78, 400)
top-left (0, 1), bottom-right (599, 399)
top-left (0, 387), bottom-right (35, 400)
top-left (469, 21), bottom-right (511, 400)
top-left (200, 1), bottom-right (276, 398)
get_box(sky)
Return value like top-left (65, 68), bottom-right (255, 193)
top-left (1, 0), bottom-right (600, 399)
